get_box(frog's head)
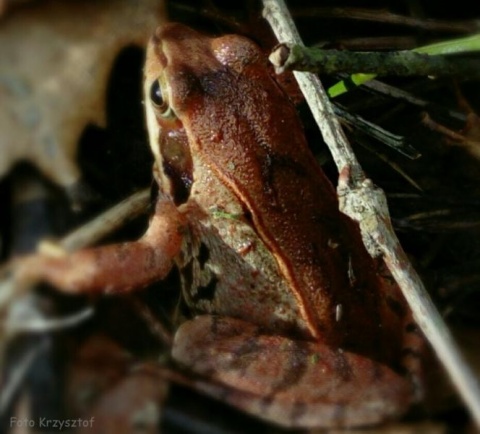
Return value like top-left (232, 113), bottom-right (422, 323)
top-left (144, 23), bottom-right (265, 204)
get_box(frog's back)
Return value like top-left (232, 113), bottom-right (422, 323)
top-left (161, 23), bottom-right (411, 368)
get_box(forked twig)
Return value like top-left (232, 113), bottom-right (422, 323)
top-left (262, 0), bottom-right (480, 428)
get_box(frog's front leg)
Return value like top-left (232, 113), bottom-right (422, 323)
top-left (172, 316), bottom-right (413, 429)
top-left (14, 198), bottom-right (186, 294)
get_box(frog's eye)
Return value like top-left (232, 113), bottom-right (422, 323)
top-left (150, 80), bottom-right (174, 118)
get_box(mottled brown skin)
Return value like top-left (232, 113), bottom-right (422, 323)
top-left (14, 23), bottom-right (425, 428)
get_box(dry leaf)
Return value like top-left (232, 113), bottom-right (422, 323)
top-left (0, 0), bottom-right (166, 197)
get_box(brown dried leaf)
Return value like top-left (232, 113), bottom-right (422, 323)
top-left (0, 0), bottom-right (166, 190)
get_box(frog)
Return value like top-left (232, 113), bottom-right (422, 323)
top-left (11, 23), bottom-right (425, 428)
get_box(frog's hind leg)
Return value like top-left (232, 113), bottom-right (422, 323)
top-left (172, 315), bottom-right (413, 429)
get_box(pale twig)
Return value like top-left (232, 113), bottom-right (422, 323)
top-left (5, 300), bottom-right (94, 335)
top-left (59, 187), bottom-right (151, 252)
top-left (262, 0), bottom-right (480, 428)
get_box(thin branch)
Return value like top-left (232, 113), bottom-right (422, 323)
top-left (4, 303), bottom-right (94, 335)
top-left (262, 0), bottom-right (480, 428)
top-left (270, 44), bottom-right (480, 78)
top-left (59, 188), bottom-right (151, 252)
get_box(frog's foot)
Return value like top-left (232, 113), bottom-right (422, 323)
top-left (172, 315), bottom-right (413, 429)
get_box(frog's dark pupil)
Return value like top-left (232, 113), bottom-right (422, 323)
top-left (150, 81), bottom-right (164, 106)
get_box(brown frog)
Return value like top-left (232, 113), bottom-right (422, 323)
top-left (13, 23), bottom-right (425, 428)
